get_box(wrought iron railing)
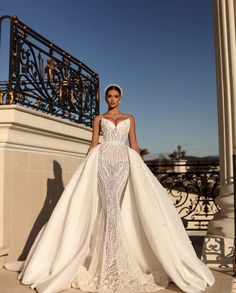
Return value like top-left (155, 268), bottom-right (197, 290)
top-left (0, 15), bottom-right (99, 127)
top-left (146, 161), bottom-right (220, 232)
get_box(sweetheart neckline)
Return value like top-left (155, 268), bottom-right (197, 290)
top-left (101, 117), bottom-right (130, 127)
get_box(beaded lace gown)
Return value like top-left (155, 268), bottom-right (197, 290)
top-left (4, 117), bottom-right (215, 293)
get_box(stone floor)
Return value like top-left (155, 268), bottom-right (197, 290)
top-left (0, 267), bottom-right (233, 293)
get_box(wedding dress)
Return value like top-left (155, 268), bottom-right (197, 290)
top-left (4, 117), bottom-right (215, 293)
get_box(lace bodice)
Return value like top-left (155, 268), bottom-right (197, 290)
top-left (101, 117), bottom-right (130, 144)
top-left (71, 115), bottom-right (165, 293)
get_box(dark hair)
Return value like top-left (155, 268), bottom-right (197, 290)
top-left (105, 85), bottom-right (122, 96)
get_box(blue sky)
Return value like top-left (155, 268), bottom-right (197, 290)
top-left (1, 0), bottom-right (218, 158)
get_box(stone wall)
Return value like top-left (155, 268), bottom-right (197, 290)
top-left (0, 105), bottom-right (92, 264)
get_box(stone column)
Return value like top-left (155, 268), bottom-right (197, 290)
top-left (207, 0), bottom-right (236, 239)
top-left (201, 0), bottom-right (236, 270)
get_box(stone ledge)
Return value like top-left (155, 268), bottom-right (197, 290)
top-left (0, 105), bottom-right (93, 262)
top-left (0, 105), bottom-right (93, 157)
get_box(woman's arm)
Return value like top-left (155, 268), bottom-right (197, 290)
top-left (86, 115), bottom-right (101, 156)
top-left (128, 115), bottom-right (141, 157)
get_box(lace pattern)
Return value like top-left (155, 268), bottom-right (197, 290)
top-left (71, 117), bottom-right (167, 292)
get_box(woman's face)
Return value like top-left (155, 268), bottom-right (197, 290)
top-left (105, 89), bottom-right (121, 108)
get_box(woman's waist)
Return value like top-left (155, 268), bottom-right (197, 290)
top-left (101, 140), bottom-right (127, 145)
top-left (99, 142), bottom-right (129, 160)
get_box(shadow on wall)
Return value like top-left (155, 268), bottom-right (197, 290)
top-left (17, 160), bottom-right (64, 261)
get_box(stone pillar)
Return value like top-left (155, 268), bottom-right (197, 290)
top-left (201, 0), bottom-right (236, 270)
top-left (207, 0), bottom-right (236, 239)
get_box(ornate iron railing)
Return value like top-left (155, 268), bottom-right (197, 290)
top-left (146, 161), bottom-right (220, 232)
top-left (0, 15), bottom-right (99, 127)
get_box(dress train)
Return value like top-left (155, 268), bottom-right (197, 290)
top-left (4, 117), bottom-right (215, 293)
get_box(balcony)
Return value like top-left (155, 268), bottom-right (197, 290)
top-left (0, 15), bottom-right (235, 293)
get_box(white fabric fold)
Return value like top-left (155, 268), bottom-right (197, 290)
top-left (4, 144), bottom-right (215, 293)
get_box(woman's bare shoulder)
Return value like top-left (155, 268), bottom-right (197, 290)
top-left (123, 113), bottom-right (136, 123)
top-left (93, 115), bottom-right (103, 125)
top-left (120, 112), bottom-right (135, 119)
top-left (94, 114), bottom-right (102, 120)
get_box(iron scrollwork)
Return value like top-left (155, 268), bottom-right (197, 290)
top-left (147, 161), bottom-right (220, 232)
top-left (0, 15), bottom-right (99, 127)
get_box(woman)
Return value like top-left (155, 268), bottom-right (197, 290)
top-left (5, 84), bottom-right (215, 293)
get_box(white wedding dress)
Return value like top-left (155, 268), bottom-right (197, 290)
top-left (4, 117), bottom-right (215, 293)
